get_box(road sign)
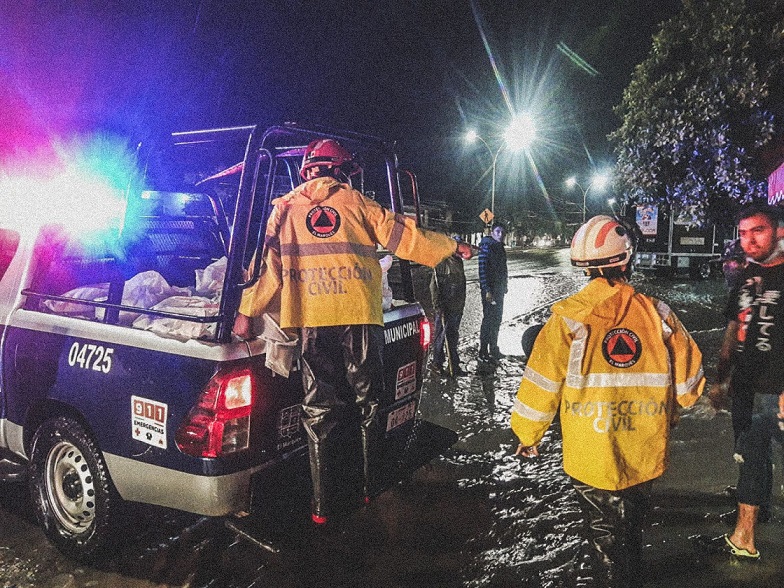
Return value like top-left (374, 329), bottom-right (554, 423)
top-left (479, 209), bottom-right (494, 224)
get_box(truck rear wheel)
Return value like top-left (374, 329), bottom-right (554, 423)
top-left (29, 417), bottom-right (119, 562)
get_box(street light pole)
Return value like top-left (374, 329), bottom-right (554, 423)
top-left (466, 131), bottom-right (501, 215)
top-left (566, 173), bottom-right (610, 223)
top-left (566, 177), bottom-right (589, 223)
top-left (490, 145), bottom-right (504, 216)
top-left (466, 117), bottom-right (537, 217)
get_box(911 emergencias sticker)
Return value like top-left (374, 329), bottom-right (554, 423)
top-left (132, 396), bottom-right (168, 449)
top-left (395, 361), bottom-right (417, 400)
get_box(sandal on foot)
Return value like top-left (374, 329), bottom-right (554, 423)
top-left (724, 534), bottom-right (760, 559)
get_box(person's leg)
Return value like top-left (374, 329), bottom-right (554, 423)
top-left (753, 393), bottom-right (778, 521)
top-left (300, 326), bottom-right (346, 521)
top-left (572, 480), bottom-right (651, 588)
top-left (732, 404), bottom-right (778, 553)
top-left (616, 482), bottom-right (652, 585)
top-left (445, 312), bottom-right (462, 369)
top-left (572, 482), bottom-right (620, 587)
top-left (479, 296), bottom-right (492, 358)
top-left (490, 298), bottom-right (504, 358)
top-left (343, 324), bottom-right (384, 500)
top-left (730, 503), bottom-right (759, 554)
top-left (431, 310), bottom-right (446, 368)
top-left (731, 385), bottom-right (754, 444)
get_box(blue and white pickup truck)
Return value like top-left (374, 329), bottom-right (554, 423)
top-left (0, 124), bottom-right (454, 560)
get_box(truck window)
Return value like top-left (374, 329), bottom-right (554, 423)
top-left (0, 229), bottom-right (20, 283)
top-left (26, 196), bottom-right (227, 331)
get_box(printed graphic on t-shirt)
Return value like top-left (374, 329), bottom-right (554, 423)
top-left (306, 206), bottom-right (341, 238)
top-left (602, 328), bottom-right (642, 368)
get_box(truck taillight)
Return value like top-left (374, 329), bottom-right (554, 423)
top-left (175, 366), bottom-right (254, 458)
top-left (420, 317), bottom-right (431, 350)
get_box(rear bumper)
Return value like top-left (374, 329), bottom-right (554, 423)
top-left (103, 452), bottom-right (271, 516)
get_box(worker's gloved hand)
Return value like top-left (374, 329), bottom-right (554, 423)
top-left (484, 291), bottom-right (495, 304)
top-left (233, 313), bottom-right (254, 340)
top-left (456, 241), bottom-right (473, 260)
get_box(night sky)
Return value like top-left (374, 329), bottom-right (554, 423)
top-left (1, 0), bottom-right (682, 229)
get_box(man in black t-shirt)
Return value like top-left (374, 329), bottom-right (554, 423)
top-left (708, 203), bottom-right (784, 559)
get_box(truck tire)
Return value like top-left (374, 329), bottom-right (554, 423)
top-left (29, 417), bottom-right (119, 562)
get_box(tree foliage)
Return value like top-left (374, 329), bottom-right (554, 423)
top-left (610, 0), bottom-right (784, 222)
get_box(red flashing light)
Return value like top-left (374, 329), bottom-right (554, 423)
top-left (420, 317), bottom-right (431, 350)
top-left (175, 366), bottom-right (255, 458)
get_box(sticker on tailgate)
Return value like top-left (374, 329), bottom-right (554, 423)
top-left (395, 360), bottom-right (417, 400)
top-left (132, 396), bottom-right (167, 449)
top-left (386, 400), bottom-right (417, 432)
top-left (277, 404), bottom-right (303, 451)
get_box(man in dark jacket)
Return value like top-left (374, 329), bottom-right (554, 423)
top-left (478, 222), bottom-right (508, 362)
top-left (430, 236), bottom-right (468, 376)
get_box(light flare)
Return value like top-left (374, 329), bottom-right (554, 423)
top-left (470, 0), bottom-right (513, 114)
top-left (0, 134), bottom-right (136, 241)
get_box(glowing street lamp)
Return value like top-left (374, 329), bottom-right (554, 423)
top-left (566, 172), bottom-right (610, 223)
top-left (465, 115), bottom-right (537, 216)
top-left (504, 114), bottom-right (537, 151)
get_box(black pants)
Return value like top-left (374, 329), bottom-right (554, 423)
top-left (572, 479), bottom-right (653, 588)
top-left (732, 386), bottom-right (774, 511)
top-left (300, 324), bottom-right (383, 517)
top-left (432, 310), bottom-right (463, 369)
top-left (479, 295), bottom-right (503, 356)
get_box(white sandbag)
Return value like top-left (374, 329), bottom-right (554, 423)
top-left (194, 256), bottom-right (227, 297)
top-left (118, 271), bottom-right (191, 324)
top-left (43, 283), bottom-right (109, 317)
top-left (132, 295), bottom-right (219, 340)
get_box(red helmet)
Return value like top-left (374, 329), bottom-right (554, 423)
top-left (570, 215), bottom-right (633, 269)
top-left (300, 139), bottom-right (361, 179)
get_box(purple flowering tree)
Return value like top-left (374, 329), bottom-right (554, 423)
top-left (611, 0), bottom-right (784, 224)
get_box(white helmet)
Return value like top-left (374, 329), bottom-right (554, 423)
top-left (570, 215), bottom-right (633, 269)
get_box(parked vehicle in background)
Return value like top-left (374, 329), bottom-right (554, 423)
top-left (0, 123), bottom-right (455, 561)
top-left (624, 202), bottom-right (736, 279)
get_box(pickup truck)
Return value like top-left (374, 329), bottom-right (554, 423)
top-left (0, 124), bottom-right (455, 560)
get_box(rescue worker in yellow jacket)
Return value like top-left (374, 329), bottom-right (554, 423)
top-left (511, 215), bottom-right (704, 587)
top-left (234, 138), bottom-right (472, 525)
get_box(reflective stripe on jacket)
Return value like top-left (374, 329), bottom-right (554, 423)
top-left (510, 278), bottom-right (705, 490)
top-left (239, 177), bottom-right (456, 328)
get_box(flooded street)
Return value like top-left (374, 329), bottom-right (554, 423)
top-left (2, 248), bottom-right (783, 587)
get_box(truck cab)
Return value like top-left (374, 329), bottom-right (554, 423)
top-left (0, 124), bottom-right (454, 560)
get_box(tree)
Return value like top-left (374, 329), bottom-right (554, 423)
top-left (611, 0), bottom-right (784, 223)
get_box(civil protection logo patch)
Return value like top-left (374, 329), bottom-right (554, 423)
top-left (306, 206), bottom-right (341, 238)
top-left (602, 328), bottom-right (641, 368)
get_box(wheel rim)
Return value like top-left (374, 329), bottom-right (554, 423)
top-left (45, 440), bottom-right (96, 534)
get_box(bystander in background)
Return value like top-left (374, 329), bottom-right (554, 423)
top-left (430, 235), bottom-right (468, 377)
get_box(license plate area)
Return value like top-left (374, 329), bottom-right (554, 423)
top-left (386, 399), bottom-right (417, 432)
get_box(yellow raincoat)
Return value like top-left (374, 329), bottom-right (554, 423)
top-left (239, 177), bottom-right (456, 328)
top-left (511, 278), bottom-right (705, 490)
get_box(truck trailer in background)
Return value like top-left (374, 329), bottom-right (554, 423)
top-left (624, 203), bottom-right (736, 279)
